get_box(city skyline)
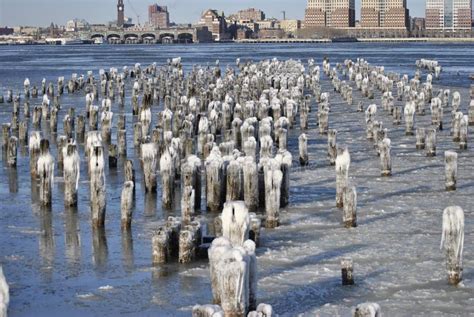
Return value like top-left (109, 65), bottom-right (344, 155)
top-left (0, 0), bottom-right (429, 27)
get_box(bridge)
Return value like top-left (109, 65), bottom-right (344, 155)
top-left (81, 27), bottom-right (211, 44)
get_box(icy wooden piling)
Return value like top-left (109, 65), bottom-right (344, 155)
top-left (328, 130), bottom-right (337, 166)
top-left (264, 160), bottom-right (283, 228)
top-left (7, 136), bottom-right (18, 167)
top-left (192, 304), bottom-right (224, 317)
top-left (353, 303), bottom-right (381, 317)
top-left (29, 132), bottom-right (41, 178)
top-left (181, 185), bottom-right (195, 223)
top-left (152, 228), bottom-right (170, 265)
top-left (141, 143), bottom-right (158, 193)
top-left (208, 236), bottom-right (255, 317)
top-left (37, 139), bottom-right (55, 206)
top-left (343, 186), bottom-right (357, 227)
top-left (341, 258), bottom-right (354, 285)
top-left (121, 181), bottom-right (134, 229)
top-left (441, 206), bottom-right (464, 285)
top-left (63, 144), bottom-right (80, 206)
top-left (243, 157), bottom-right (259, 212)
top-left (416, 128), bottom-right (426, 149)
top-left (206, 147), bottom-right (224, 212)
top-left (117, 130), bottom-right (127, 156)
top-left (379, 138), bottom-right (392, 176)
top-left (0, 265), bottom-right (9, 317)
top-left (226, 160), bottom-right (243, 202)
top-left (160, 149), bottom-right (175, 209)
top-left (459, 115), bottom-right (468, 149)
top-left (247, 304), bottom-right (273, 317)
top-left (222, 201), bottom-right (249, 247)
top-left (426, 129), bottom-right (437, 157)
top-left (90, 146), bottom-right (106, 227)
top-left (404, 101), bottom-right (415, 136)
top-left (444, 151), bottom-right (457, 191)
top-left (298, 133), bottom-right (308, 166)
top-left (335, 148), bottom-right (350, 208)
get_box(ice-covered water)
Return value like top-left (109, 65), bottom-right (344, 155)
top-left (0, 43), bottom-right (473, 316)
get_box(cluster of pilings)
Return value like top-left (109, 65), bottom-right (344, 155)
top-left (0, 54), bottom-right (472, 315)
top-left (333, 57), bottom-right (471, 288)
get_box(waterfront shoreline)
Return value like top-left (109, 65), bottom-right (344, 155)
top-left (1, 37), bottom-right (474, 46)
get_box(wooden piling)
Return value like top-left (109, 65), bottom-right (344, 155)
top-left (335, 148), bottom-right (350, 208)
top-left (343, 186), bottom-right (357, 228)
top-left (90, 146), bottom-right (106, 227)
top-left (328, 130), bottom-right (337, 166)
top-left (299, 133), bottom-right (309, 166)
top-left (416, 128), bottom-right (426, 149)
top-left (120, 181), bottom-right (134, 229)
top-left (441, 206), bottom-right (464, 285)
top-left (63, 144), bottom-right (80, 207)
top-left (445, 151), bottom-right (457, 191)
top-left (341, 258), bottom-right (354, 285)
top-left (426, 129), bottom-right (437, 157)
top-left (37, 139), bottom-right (55, 206)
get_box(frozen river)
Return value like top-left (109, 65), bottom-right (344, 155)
top-left (0, 43), bottom-right (473, 316)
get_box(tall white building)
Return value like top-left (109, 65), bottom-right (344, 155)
top-left (426, 0), bottom-right (472, 31)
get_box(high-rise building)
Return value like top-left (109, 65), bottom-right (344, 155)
top-left (426, 0), bottom-right (472, 31)
top-left (237, 8), bottom-right (265, 22)
top-left (360, 0), bottom-right (409, 28)
top-left (198, 9), bottom-right (227, 41)
top-left (304, 0), bottom-right (355, 28)
top-left (117, 0), bottom-right (125, 27)
top-left (149, 4), bottom-right (170, 28)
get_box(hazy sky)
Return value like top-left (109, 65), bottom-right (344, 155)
top-left (0, 0), bottom-right (429, 27)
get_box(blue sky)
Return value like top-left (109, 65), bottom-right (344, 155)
top-left (0, 0), bottom-right (429, 27)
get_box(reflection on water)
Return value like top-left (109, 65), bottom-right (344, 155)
top-left (92, 227), bottom-right (108, 275)
top-left (121, 227), bottom-right (134, 273)
top-left (65, 206), bottom-right (81, 276)
top-left (8, 167), bottom-right (18, 193)
top-left (39, 206), bottom-right (54, 282)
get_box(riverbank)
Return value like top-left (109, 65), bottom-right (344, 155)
top-left (1, 37), bottom-right (474, 45)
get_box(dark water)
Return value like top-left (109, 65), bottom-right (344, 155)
top-left (0, 43), bottom-right (473, 317)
